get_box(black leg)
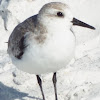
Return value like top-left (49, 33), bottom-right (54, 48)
top-left (52, 72), bottom-right (58, 100)
top-left (36, 75), bottom-right (45, 100)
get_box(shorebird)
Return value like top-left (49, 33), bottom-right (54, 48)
top-left (7, 2), bottom-right (95, 100)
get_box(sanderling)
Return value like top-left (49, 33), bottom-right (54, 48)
top-left (7, 2), bottom-right (95, 100)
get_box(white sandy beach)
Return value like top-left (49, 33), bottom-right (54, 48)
top-left (0, 0), bottom-right (100, 100)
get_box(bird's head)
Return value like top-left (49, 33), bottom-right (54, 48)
top-left (38, 2), bottom-right (95, 30)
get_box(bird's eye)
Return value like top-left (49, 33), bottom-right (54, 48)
top-left (57, 12), bottom-right (64, 17)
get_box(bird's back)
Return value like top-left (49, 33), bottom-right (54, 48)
top-left (8, 14), bottom-right (37, 59)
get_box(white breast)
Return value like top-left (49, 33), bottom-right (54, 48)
top-left (12, 30), bottom-right (75, 75)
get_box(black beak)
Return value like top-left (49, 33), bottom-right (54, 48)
top-left (72, 18), bottom-right (95, 30)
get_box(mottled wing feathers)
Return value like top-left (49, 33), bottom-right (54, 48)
top-left (8, 14), bottom-right (37, 59)
top-left (14, 36), bottom-right (26, 59)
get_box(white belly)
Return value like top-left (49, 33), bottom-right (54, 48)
top-left (12, 31), bottom-right (75, 75)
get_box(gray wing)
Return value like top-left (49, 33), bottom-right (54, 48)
top-left (8, 14), bottom-right (37, 59)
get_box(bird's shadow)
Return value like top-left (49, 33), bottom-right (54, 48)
top-left (0, 82), bottom-right (41, 100)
